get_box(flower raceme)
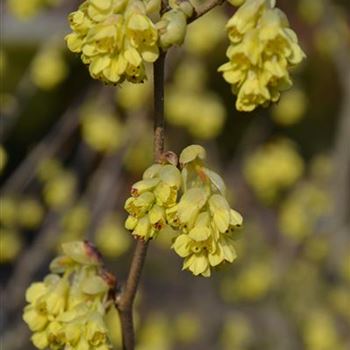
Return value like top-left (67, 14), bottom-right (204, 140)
top-left (65, 0), bottom-right (190, 84)
top-left (124, 163), bottom-right (182, 240)
top-left (219, 0), bottom-right (306, 112)
top-left (172, 145), bottom-right (243, 277)
top-left (65, 0), bottom-right (160, 84)
top-left (124, 145), bottom-right (244, 277)
top-left (23, 241), bottom-right (116, 350)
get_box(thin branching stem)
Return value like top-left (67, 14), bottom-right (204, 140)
top-left (116, 51), bottom-right (167, 350)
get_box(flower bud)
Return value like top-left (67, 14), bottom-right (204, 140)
top-left (157, 9), bottom-right (187, 49)
top-left (62, 241), bottom-right (102, 266)
top-left (179, 145), bottom-right (206, 166)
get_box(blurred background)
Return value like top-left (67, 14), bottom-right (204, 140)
top-left (1, 0), bottom-right (350, 349)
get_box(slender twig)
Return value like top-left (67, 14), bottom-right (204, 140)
top-left (153, 51), bottom-right (167, 160)
top-left (188, 0), bottom-right (225, 24)
top-left (85, 112), bottom-right (145, 240)
top-left (116, 51), bottom-right (167, 350)
top-left (0, 86), bottom-right (91, 195)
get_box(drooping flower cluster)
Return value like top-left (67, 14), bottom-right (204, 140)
top-left (123, 145), bottom-right (243, 277)
top-left (124, 162), bottom-right (182, 240)
top-left (171, 145), bottom-right (243, 277)
top-left (65, 0), bottom-right (160, 84)
top-left (23, 241), bottom-right (116, 350)
top-left (219, 0), bottom-right (306, 112)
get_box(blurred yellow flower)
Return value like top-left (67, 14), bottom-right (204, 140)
top-left (31, 47), bottom-right (68, 90)
top-left (81, 106), bottom-right (124, 153)
top-left (43, 171), bottom-right (76, 209)
top-left (184, 8), bottom-right (226, 55)
top-left (221, 261), bottom-right (274, 302)
top-left (221, 313), bottom-right (253, 350)
top-left (271, 87), bottom-right (307, 126)
top-left (303, 310), bottom-right (343, 350)
top-left (279, 182), bottom-right (330, 241)
top-left (0, 229), bottom-right (23, 263)
top-left (244, 138), bottom-right (304, 204)
top-left (18, 198), bottom-right (44, 229)
top-left (174, 312), bottom-right (200, 344)
top-left (8, 0), bottom-right (62, 19)
top-left (96, 214), bottom-right (131, 257)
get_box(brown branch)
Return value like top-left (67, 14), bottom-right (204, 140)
top-left (0, 87), bottom-right (91, 195)
top-left (116, 51), bottom-right (167, 350)
top-left (84, 112), bottom-right (145, 241)
top-left (187, 0), bottom-right (225, 24)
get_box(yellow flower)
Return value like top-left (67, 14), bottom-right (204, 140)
top-left (86, 312), bottom-right (108, 346)
top-left (126, 13), bottom-right (159, 62)
top-left (171, 145), bottom-right (243, 277)
top-left (177, 188), bottom-right (208, 225)
top-left (23, 241), bottom-right (115, 349)
top-left (23, 306), bottom-right (48, 332)
top-left (226, 0), bottom-right (266, 43)
top-left (38, 277), bottom-right (69, 316)
top-left (65, 0), bottom-right (159, 84)
top-left (125, 192), bottom-right (156, 217)
top-left (31, 330), bottom-right (49, 349)
top-left (46, 321), bottom-right (65, 348)
top-left (25, 282), bottom-right (48, 304)
top-left (124, 163), bottom-right (181, 240)
top-left (219, 0), bottom-right (305, 112)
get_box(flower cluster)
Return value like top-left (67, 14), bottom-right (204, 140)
top-left (219, 0), bottom-right (305, 112)
top-left (23, 241), bottom-right (116, 350)
top-left (65, 0), bottom-right (160, 84)
top-left (124, 162), bottom-right (182, 240)
top-left (171, 145), bottom-right (243, 277)
top-left (124, 145), bottom-right (243, 277)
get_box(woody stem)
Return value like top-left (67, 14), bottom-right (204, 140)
top-left (116, 51), bottom-right (167, 350)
